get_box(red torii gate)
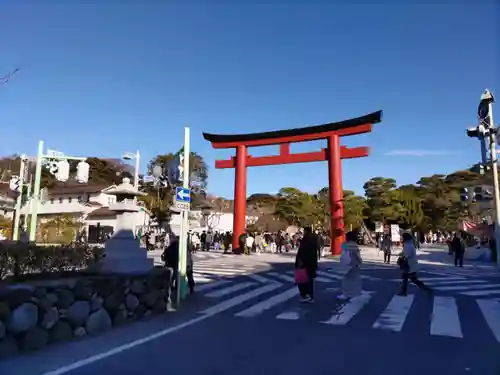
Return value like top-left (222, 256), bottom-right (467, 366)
top-left (203, 110), bottom-right (382, 256)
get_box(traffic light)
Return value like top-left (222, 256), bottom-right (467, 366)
top-left (76, 161), bottom-right (90, 183)
top-left (55, 160), bottom-right (70, 182)
top-left (473, 186), bottom-right (484, 201)
top-left (460, 187), bottom-right (469, 202)
top-left (9, 176), bottom-right (21, 192)
top-left (472, 186), bottom-right (493, 202)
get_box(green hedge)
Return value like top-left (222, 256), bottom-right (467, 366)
top-left (0, 243), bottom-right (104, 280)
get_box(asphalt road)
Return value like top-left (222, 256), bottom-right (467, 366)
top-left (1, 250), bottom-right (500, 375)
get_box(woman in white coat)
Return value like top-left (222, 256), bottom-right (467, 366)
top-left (338, 231), bottom-right (363, 301)
top-left (397, 232), bottom-right (432, 296)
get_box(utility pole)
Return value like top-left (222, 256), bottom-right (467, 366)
top-left (467, 89), bottom-right (499, 265)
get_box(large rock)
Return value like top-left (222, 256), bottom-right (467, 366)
top-left (112, 310), bottom-right (127, 327)
top-left (152, 298), bottom-right (167, 314)
top-left (140, 290), bottom-right (162, 308)
top-left (0, 336), bottom-right (18, 358)
top-left (33, 287), bottom-right (48, 299)
top-left (0, 320), bottom-right (5, 339)
top-left (8, 303), bottom-right (38, 333)
top-left (90, 297), bottom-right (104, 312)
top-left (46, 293), bottom-right (58, 305)
top-left (125, 293), bottom-right (139, 311)
top-left (73, 326), bottom-right (87, 338)
top-left (21, 327), bottom-right (49, 351)
top-left (8, 289), bottom-right (33, 308)
top-left (130, 279), bottom-right (146, 295)
top-left (50, 321), bottom-right (73, 343)
top-left (41, 307), bottom-right (60, 330)
top-left (85, 309), bottom-right (112, 335)
top-left (35, 296), bottom-right (55, 312)
top-left (66, 301), bottom-right (90, 327)
top-left (148, 267), bottom-right (172, 289)
top-left (0, 301), bottom-right (11, 321)
top-left (56, 289), bottom-right (74, 309)
top-left (104, 291), bottom-right (124, 312)
top-left (73, 284), bottom-right (93, 301)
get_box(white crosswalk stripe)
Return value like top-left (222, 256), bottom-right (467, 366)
top-left (389, 274), bottom-right (500, 298)
top-left (373, 294), bottom-right (414, 332)
top-left (430, 296), bottom-right (463, 338)
top-left (194, 280), bottom-right (500, 344)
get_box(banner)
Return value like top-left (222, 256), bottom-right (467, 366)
top-left (390, 224), bottom-right (400, 242)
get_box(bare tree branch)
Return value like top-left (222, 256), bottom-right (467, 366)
top-left (1, 68), bottom-right (19, 84)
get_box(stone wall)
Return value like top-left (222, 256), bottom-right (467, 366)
top-left (0, 267), bottom-right (173, 358)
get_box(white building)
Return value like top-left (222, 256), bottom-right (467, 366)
top-left (18, 182), bottom-right (151, 242)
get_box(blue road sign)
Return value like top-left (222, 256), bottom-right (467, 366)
top-left (175, 187), bottom-right (191, 203)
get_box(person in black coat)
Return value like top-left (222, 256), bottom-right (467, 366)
top-left (294, 227), bottom-right (318, 302)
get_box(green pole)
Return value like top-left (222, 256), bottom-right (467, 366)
top-left (29, 141), bottom-right (44, 242)
top-left (176, 127), bottom-right (190, 305)
top-left (12, 157), bottom-right (26, 241)
top-left (24, 177), bottom-right (32, 232)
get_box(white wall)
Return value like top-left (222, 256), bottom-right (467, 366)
top-left (168, 210), bottom-right (257, 234)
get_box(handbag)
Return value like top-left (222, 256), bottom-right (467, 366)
top-left (294, 268), bottom-right (309, 284)
top-left (397, 255), bottom-right (409, 271)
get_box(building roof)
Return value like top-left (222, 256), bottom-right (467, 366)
top-left (48, 183), bottom-right (109, 195)
top-left (87, 207), bottom-right (116, 218)
top-left (203, 110), bottom-right (382, 144)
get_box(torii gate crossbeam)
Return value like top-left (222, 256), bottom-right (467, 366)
top-left (203, 110), bottom-right (382, 255)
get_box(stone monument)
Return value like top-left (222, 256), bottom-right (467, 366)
top-left (99, 177), bottom-right (153, 274)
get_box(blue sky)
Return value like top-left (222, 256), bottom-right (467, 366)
top-left (0, 1), bottom-right (498, 198)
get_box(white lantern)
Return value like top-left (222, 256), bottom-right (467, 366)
top-left (76, 161), bottom-right (90, 183)
top-left (55, 160), bottom-right (70, 182)
top-left (9, 176), bottom-right (21, 192)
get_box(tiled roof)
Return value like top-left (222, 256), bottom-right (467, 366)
top-left (87, 207), bottom-right (115, 218)
top-left (48, 183), bottom-right (109, 195)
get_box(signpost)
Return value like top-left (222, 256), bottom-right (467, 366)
top-left (175, 128), bottom-right (191, 306)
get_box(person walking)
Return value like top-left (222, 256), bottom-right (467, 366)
top-left (338, 231), bottom-right (363, 301)
top-left (451, 231), bottom-right (466, 267)
top-left (381, 234), bottom-right (392, 264)
top-left (397, 232), bottom-right (432, 296)
top-left (294, 226), bottom-right (318, 302)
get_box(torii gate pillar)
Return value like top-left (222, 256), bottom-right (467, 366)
top-left (203, 111), bottom-right (382, 255)
top-left (327, 134), bottom-right (345, 253)
top-left (233, 145), bottom-right (247, 250)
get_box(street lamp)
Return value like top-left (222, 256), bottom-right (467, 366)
top-left (122, 151), bottom-right (140, 189)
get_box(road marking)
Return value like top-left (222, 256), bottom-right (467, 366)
top-left (373, 294), bottom-right (414, 332)
top-left (193, 268), bottom-right (248, 276)
top-left (200, 282), bottom-right (282, 316)
top-left (195, 279), bottom-right (232, 292)
top-left (322, 292), bottom-right (373, 325)
top-left (477, 299), bottom-right (500, 343)
top-left (42, 314), bottom-right (213, 375)
top-left (316, 270), bottom-right (343, 281)
top-left (276, 310), bottom-right (301, 320)
top-left (430, 296), bottom-right (463, 338)
top-left (461, 289), bottom-right (500, 296)
top-left (418, 277), bottom-right (466, 282)
top-left (423, 280), bottom-right (488, 286)
top-left (321, 270), bottom-right (343, 280)
top-left (193, 274), bottom-right (213, 283)
top-left (433, 283), bottom-right (497, 291)
top-left (247, 274), bottom-right (277, 284)
top-left (204, 282), bottom-right (256, 298)
top-left (235, 287), bottom-right (299, 317)
top-left (267, 272), bottom-right (295, 283)
top-left (284, 270), bottom-right (332, 283)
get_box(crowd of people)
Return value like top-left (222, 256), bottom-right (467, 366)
top-left (293, 228), bottom-right (433, 303)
